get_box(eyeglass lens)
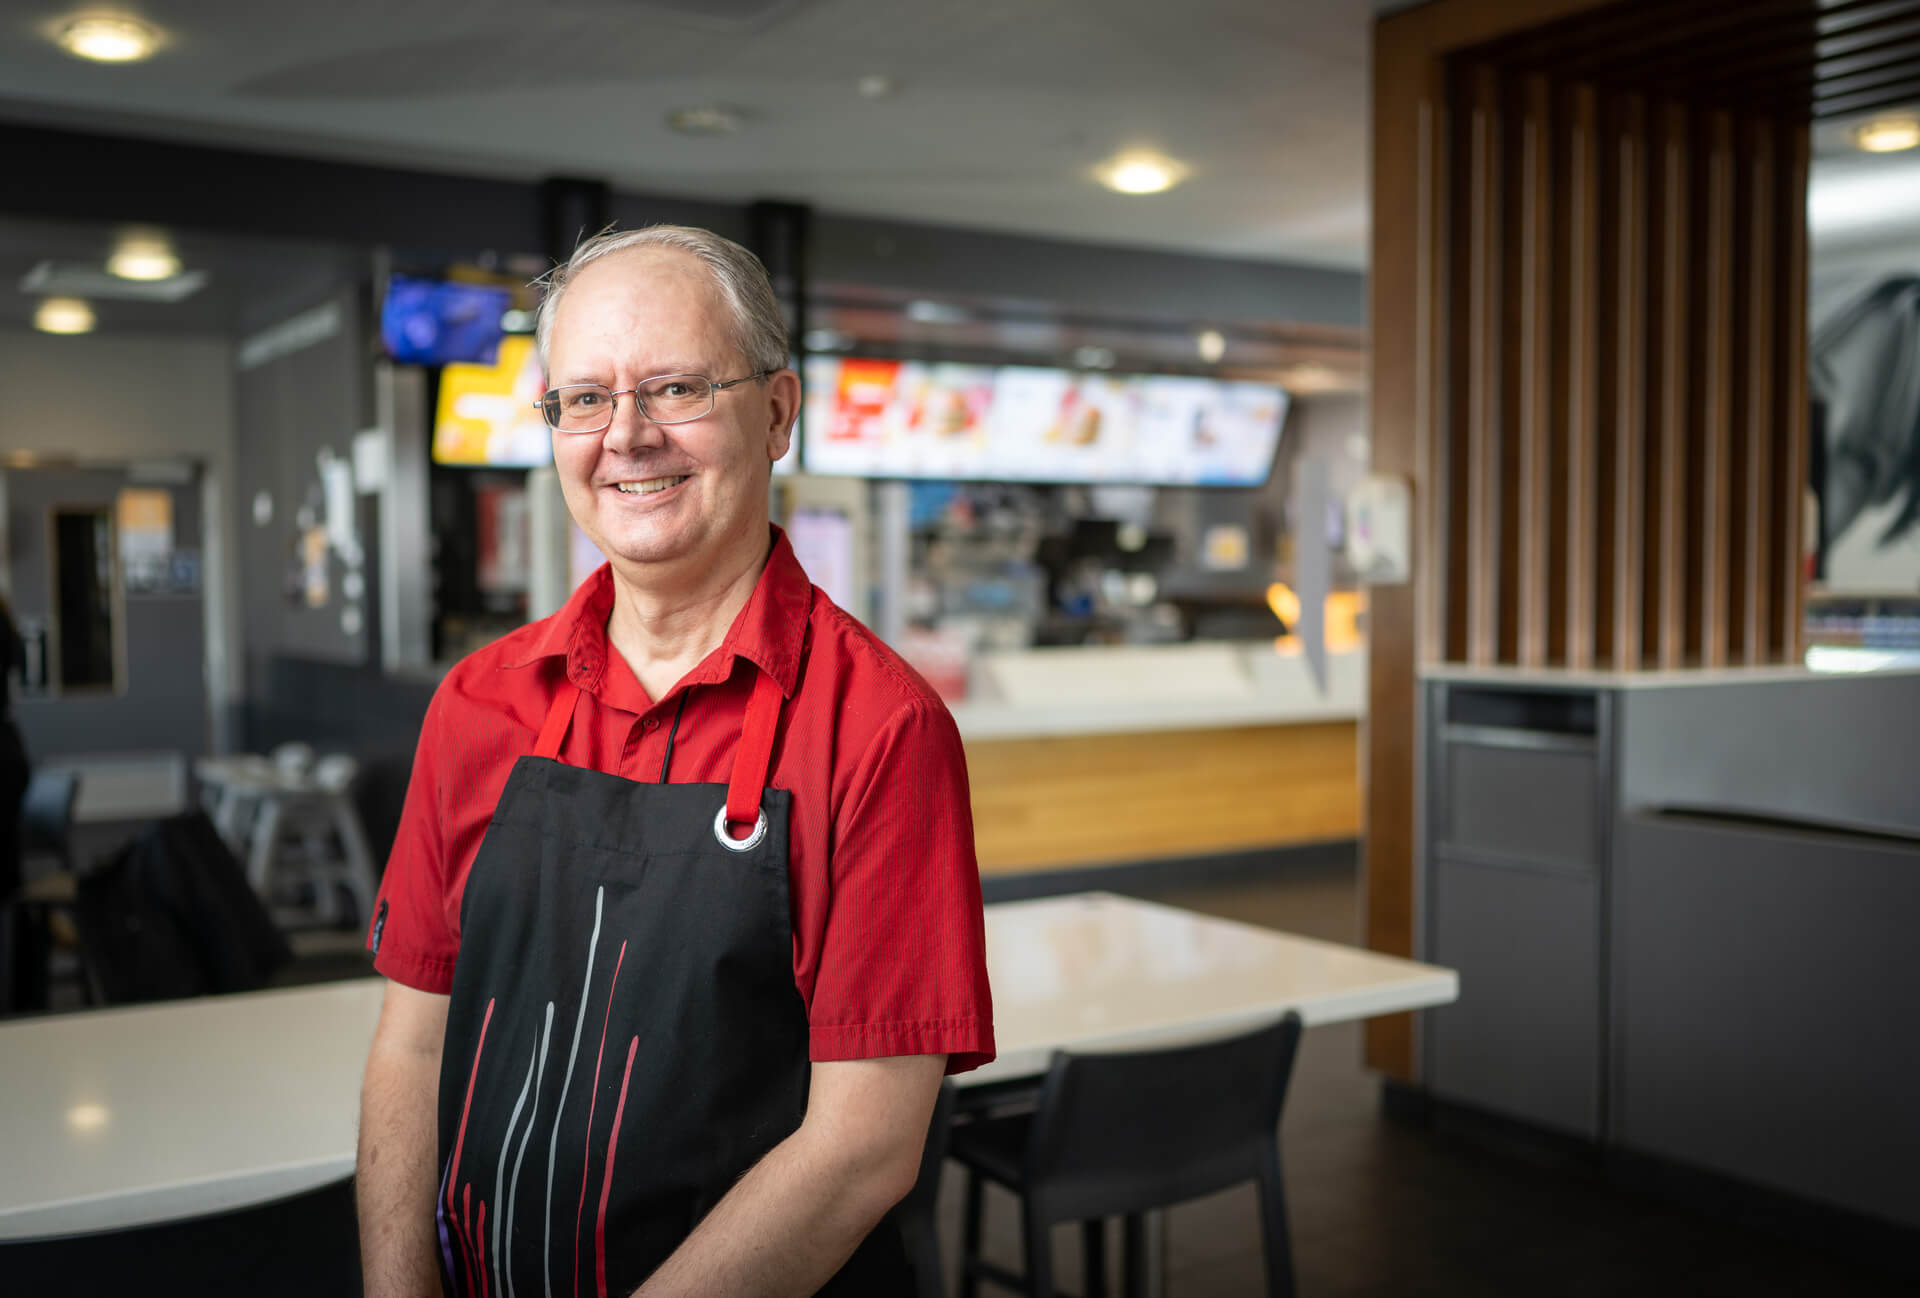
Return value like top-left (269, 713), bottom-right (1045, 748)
top-left (541, 376), bottom-right (715, 431)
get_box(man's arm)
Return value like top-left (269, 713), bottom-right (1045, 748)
top-left (359, 979), bottom-right (452, 1298)
top-left (634, 1053), bottom-right (946, 1298)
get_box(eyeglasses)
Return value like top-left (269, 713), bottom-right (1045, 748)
top-left (534, 371), bottom-right (770, 433)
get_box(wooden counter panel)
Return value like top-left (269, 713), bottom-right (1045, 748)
top-left (964, 722), bottom-right (1360, 875)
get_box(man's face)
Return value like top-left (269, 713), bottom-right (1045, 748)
top-left (545, 249), bottom-right (796, 575)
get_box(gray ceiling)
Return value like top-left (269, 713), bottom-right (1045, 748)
top-left (0, 0), bottom-right (1381, 268)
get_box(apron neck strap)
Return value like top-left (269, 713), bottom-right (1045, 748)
top-left (725, 668), bottom-right (784, 829)
top-left (534, 681), bottom-right (583, 761)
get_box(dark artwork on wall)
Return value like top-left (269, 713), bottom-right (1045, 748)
top-left (1811, 276), bottom-right (1920, 593)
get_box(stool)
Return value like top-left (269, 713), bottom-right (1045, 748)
top-left (951, 1013), bottom-right (1303, 1298)
top-left (244, 755), bottom-right (378, 929)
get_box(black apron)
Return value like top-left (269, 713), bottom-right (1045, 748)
top-left (434, 665), bottom-right (912, 1297)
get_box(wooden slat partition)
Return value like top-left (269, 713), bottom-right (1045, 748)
top-left (1369, 0), bottom-right (1840, 1079)
top-left (1417, 62), bottom-right (1810, 677)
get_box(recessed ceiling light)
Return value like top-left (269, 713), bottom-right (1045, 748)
top-left (905, 299), bottom-right (968, 325)
top-left (1855, 114), bottom-right (1920, 153)
top-left (1196, 329), bottom-right (1226, 363)
top-left (36, 297), bottom-right (96, 334)
top-left (107, 230), bottom-right (181, 281)
top-left (666, 105), bottom-right (747, 136)
top-left (1095, 150), bottom-right (1187, 195)
top-left (858, 74), bottom-right (896, 99)
top-left (55, 14), bottom-right (161, 63)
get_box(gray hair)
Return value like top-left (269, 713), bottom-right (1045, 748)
top-left (533, 225), bottom-right (789, 375)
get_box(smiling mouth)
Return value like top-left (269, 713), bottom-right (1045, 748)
top-left (612, 475), bottom-right (689, 495)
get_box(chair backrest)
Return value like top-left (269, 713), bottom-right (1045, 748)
top-left (1024, 1012), bottom-right (1304, 1222)
top-left (20, 769), bottom-right (80, 867)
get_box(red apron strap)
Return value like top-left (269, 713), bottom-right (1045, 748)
top-left (533, 682), bottom-right (583, 761)
top-left (724, 669), bottom-right (785, 829)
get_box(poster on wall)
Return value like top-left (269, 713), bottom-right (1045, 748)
top-left (116, 488), bottom-right (173, 592)
top-left (1812, 274), bottom-right (1920, 594)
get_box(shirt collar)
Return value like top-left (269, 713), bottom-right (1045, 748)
top-left (503, 525), bottom-right (811, 699)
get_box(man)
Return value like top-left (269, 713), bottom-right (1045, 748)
top-left (357, 225), bottom-right (995, 1298)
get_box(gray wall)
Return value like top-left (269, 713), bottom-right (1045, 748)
top-left (5, 465), bottom-right (208, 759)
top-left (232, 285), bottom-right (374, 696)
top-left (0, 327), bottom-right (236, 753)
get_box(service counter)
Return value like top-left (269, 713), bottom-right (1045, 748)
top-left (953, 642), bottom-right (1365, 875)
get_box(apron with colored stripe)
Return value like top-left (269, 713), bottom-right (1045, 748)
top-left (434, 666), bottom-right (911, 1296)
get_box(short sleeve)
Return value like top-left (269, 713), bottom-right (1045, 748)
top-left (367, 686), bottom-right (460, 993)
top-left (809, 700), bottom-right (996, 1075)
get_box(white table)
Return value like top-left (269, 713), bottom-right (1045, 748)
top-left (0, 892), bottom-right (1456, 1241)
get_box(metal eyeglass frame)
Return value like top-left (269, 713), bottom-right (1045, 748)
top-left (533, 371), bottom-right (772, 432)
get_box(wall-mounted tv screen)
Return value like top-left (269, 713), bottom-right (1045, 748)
top-left (800, 358), bottom-right (1288, 486)
top-left (382, 274), bottom-right (512, 366)
top-left (433, 334), bottom-right (552, 468)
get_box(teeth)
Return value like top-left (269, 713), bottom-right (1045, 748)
top-left (615, 475), bottom-right (688, 495)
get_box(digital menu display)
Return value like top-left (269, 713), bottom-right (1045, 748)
top-left (433, 334), bottom-right (552, 468)
top-left (801, 358), bottom-right (1287, 486)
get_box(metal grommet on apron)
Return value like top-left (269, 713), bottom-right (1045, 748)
top-left (431, 663), bottom-right (912, 1297)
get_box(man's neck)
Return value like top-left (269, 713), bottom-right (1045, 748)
top-left (604, 530), bottom-right (772, 703)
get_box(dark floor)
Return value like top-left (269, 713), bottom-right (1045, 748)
top-left (38, 832), bottom-right (1915, 1296)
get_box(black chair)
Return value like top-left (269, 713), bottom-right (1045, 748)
top-left (951, 1013), bottom-right (1304, 1298)
top-left (3, 769), bottom-right (83, 1011)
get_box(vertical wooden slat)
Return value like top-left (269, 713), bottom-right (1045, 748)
top-left (1516, 74), bottom-right (1554, 667)
top-left (1700, 110), bottom-right (1736, 667)
top-left (1416, 88), bottom-right (1450, 666)
top-left (1564, 83), bottom-right (1600, 668)
top-left (1612, 95), bottom-right (1648, 671)
top-left (1778, 120), bottom-right (1812, 663)
top-left (1742, 117), bottom-right (1776, 665)
top-left (1655, 100), bottom-right (1691, 670)
top-left (1466, 65), bottom-right (1505, 665)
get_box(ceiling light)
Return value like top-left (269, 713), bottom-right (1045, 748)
top-left (35, 297), bottom-right (96, 335)
top-left (1196, 329), bottom-right (1226, 363)
top-left (1855, 115), bottom-right (1920, 153)
top-left (666, 105), bottom-right (746, 136)
top-left (905, 299), bottom-right (968, 325)
top-left (107, 231), bottom-right (181, 281)
top-left (66, 1103), bottom-right (111, 1133)
top-left (857, 74), bottom-right (896, 99)
top-left (1073, 345), bottom-right (1116, 370)
top-left (1095, 150), bottom-right (1187, 196)
top-left (55, 15), bottom-right (161, 63)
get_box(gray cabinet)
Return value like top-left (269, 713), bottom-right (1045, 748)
top-left (1422, 683), bottom-right (1610, 1140)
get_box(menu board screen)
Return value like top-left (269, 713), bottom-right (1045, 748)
top-left (802, 358), bottom-right (1287, 485)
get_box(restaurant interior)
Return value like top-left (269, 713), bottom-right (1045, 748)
top-left (2, 0), bottom-right (1918, 1294)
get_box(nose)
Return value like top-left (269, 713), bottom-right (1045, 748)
top-left (600, 389), bottom-right (666, 455)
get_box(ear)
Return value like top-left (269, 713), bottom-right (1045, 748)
top-left (765, 368), bottom-right (802, 463)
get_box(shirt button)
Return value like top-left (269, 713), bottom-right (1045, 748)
top-left (642, 717), bottom-right (660, 732)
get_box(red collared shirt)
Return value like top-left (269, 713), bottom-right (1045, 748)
top-left (368, 528), bottom-right (995, 1074)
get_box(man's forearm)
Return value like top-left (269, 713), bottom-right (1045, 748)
top-left (358, 1043), bottom-right (446, 1298)
top-left (632, 1124), bottom-right (912, 1298)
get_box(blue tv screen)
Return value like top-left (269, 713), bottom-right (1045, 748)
top-left (381, 275), bottom-right (512, 367)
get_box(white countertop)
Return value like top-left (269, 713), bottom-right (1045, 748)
top-left (950, 643), bottom-right (1366, 740)
top-left (0, 892), bottom-right (1454, 1240)
top-left (0, 979), bottom-right (384, 1241)
top-left (967, 892), bottom-right (1457, 1086)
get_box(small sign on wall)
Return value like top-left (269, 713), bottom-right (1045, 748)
top-left (116, 488), bottom-right (173, 592)
top-left (1346, 474), bottom-right (1412, 585)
